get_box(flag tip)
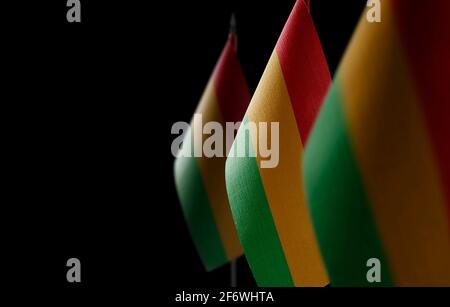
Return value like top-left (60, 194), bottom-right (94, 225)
top-left (229, 13), bottom-right (237, 34)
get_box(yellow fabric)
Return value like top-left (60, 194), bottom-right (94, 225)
top-left (248, 52), bottom-right (328, 286)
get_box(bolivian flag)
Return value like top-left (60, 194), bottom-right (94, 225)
top-left (225, 0), bottom-right (330, 286)
top-left (174, 30), bottom-right (250, 271)
top-left (304, 0), bottom-right (450, 286)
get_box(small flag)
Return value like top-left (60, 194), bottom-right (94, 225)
top-left (174, 24), bottom-right (250, 271)
top-left (225, 0), bottom-right (330, 286)
top-left (304, 0), bottom-right (450, 286)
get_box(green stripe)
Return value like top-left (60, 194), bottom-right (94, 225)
top-left (174, 128), bottom-right (227, 271)
top-left (225, 116), bottom-right (294, 286)
top-left (303, 78), bottom-right (394, 286)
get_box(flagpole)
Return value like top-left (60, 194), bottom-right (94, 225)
top-left (229, 12), bottom-right (238, 288)
top-left (231, 259), bottom-right (237, 287)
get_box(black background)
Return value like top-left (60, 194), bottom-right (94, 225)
top-left (5, 0), bottom-right (370, 302)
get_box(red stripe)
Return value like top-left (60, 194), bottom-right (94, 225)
top-left (275, 0), bottom-right (330, 144)
top-left (391, 0), bottom-right (450, 213)
top-left (212, 33), bottom-right (250, 123)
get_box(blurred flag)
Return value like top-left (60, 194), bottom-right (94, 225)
top-left (174, 24), bottom-right (250, 271)
top-left (226, 0), bottom-right (330, 286)
top-left (304, 0), bottom-right (450, 286)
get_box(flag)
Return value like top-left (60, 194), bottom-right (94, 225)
top-left (174, 28), bottom-right (250, 271)
top-left (304, 0), bottom-right (450, 286)
top-left (225, 0), bottom-right (330, 286)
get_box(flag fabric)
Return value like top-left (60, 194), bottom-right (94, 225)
top-left (174, 31), bottom-right (250, 271)
top-left (225, 0), bottom-right (330, 286)
top-left (304, 0), bottom-right (450, 286)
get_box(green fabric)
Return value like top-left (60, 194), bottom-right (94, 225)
top-left (174, 129), bottom-right (227, 271)
top-left (226, 116), bottom-right (294, 286)
top-left (303, 79), bottom-right (394, 286)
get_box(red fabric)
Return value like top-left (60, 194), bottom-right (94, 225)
top-left (392, 0), bottom-right (450, 210)
top-left (275, 0), bottom-right (331, 144)
top-left (212, 32), bottom-right (251, 123)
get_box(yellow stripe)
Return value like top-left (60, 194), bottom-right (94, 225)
top-left (340, 3), bottom-right (450, 285)
top-left (194, 81), bottom-right (243, 261)
top-left (247, 52), bottom-right (328, 286)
